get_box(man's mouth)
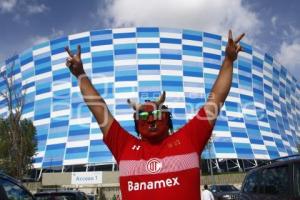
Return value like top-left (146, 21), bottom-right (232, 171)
top-left (148, 124), bottom-right (157, 131)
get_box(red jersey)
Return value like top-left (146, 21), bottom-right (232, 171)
top-left (104, 108), bottom-right (213, 200)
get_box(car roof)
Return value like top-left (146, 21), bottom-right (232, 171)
top-left (0, 172), bottom-right (22, 185)
top-left (0, 172), bottom-right (33, 195)
top-left (247, 154), bottom-right (300, 174)
top-left (270, 154), bottom-right (300, 163)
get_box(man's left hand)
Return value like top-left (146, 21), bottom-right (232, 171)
top-left (225, 30), bottom-right (245, 62)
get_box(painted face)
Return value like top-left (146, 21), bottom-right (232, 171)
top-left (135, 102), bottom-right (170, 143)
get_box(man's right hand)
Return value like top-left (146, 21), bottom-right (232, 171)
top-left (65, 45), bottom-right (85, 78)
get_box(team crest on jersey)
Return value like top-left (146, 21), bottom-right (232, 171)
top-left (146, 158), bottom-right (162, 174)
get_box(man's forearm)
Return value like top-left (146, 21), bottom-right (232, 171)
top-left (204, 58), bottom-right (234, 125)
top-left (65, 45), bottom-right (114, 136)
top-left (210, 58), bottom-right (234, 104)
top-left (78, 75), bottom-right (113, 136)
top-left (204, 30), bottom-right (244, 125)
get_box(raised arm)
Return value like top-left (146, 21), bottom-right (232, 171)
top-left (204, 30), bottom-right (245, 125)
top-left (65, 45), bottom-right (114, 138)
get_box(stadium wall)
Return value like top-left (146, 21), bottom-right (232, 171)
top-left (0, 27), bottom-right (299, 170)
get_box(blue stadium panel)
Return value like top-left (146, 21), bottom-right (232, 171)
top-left (0, 27), bottom-right (299, 169)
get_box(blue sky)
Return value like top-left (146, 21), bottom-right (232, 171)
top-left (0, 0), bottom-right (299, 80)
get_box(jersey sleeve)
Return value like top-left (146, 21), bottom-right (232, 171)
top-left (103, 119), bottom-right (137, 163)
top-left (178, 107), bottom-right (213, 153)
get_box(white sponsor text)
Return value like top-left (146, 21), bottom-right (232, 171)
top-left (128, 177), bottom-right (180, 191)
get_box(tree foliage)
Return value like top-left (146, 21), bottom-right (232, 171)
top-left (0, 117), bottom-right (37, 177)
top-left (0, 59), bottom-right (37, 178)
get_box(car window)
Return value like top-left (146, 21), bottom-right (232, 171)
top-left (209, 185), bottom-right (216, 192)
top-left (260, 165), bottom-right (289, 195)
top-left (243, 170), bottom-right (260, 193)
top-left (0, 178), bottom-right (33, 200)
top-left (218, 185), bottom-right (238, 192)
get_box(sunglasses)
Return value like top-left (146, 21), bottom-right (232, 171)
top-left (138, 110), bottom-right (163, 120)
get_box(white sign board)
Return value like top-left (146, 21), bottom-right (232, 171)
top-left (71, 172), bottom-right (103, 185)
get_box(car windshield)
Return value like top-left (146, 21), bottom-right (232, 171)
top-left (217, 185), bottom-right (239, 192)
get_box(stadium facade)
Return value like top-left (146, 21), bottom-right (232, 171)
top-left (0, 27), bottom-right (299, 172)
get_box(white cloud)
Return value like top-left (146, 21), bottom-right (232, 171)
top-left (100, 0), bottom-right (261, 39)
top-left (30, 35), bottom-right (49, 46)
top-left (289, 25), bottom-right (300, 37)
top-left (27, 28), bottom-right (64, 47)
top-left (0, 0), bottom-right (17, 12)
top-left (50, 28), bottom-right (64, 39)
top-left (0, 0), bottom-right (48, 15)
top-left (271, 16), bottom-right (277, 27)
top-left (26, 3), bottom-right (48, 14)
top-left (276, 40), bottom-right (300, 80)
top-left (275, 25), bottom-right (300, 80)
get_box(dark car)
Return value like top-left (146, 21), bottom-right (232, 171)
top-left (0, 172), bottom-right (35, 200)
top-left (209, 184), bottom-right (240, 200)
top-left (239, 154), bottom-right (300, 200)
top-left (34, 190), bottom-right (89, 200)
top-left (86, 194), bottom-right (96, 200)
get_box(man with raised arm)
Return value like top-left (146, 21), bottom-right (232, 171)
top-left (65, 30), bottom-right (245, 200)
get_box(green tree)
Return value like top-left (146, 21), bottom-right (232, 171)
top-left (0, 59), bottom-right (37, 178)
top-left (0, 117), bottom-right (36, 177)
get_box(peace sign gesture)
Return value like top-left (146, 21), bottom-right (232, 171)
top-left (225, 30), bottom-right (245, 62)
top-left (65, 45), bottom-right (85, 78)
